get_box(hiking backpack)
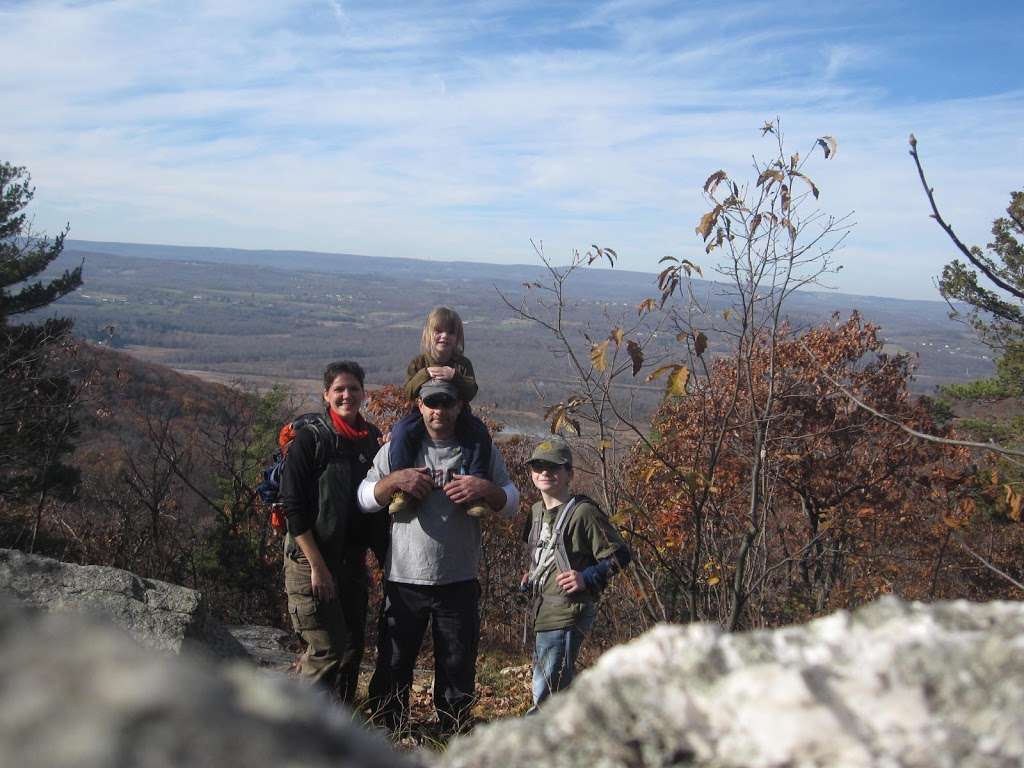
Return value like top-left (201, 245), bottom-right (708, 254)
top-left (256, 413), bottom-right (336, 534)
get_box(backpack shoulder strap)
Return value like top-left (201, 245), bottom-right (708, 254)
top-left (298, 413), bottom-right (336, 466)
top-left (551, 496), bottom-right (581, 573)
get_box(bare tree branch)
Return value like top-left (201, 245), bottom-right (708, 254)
top-left (799, 338), bottom-right (1024, 459)
top-left (909, 134), bottom-right (1024, 300)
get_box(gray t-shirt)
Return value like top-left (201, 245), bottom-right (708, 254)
top-left (363, 438), bottom-right (513, 586)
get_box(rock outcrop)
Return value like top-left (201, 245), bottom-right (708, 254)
top-left (441, 598), bottom-right (1024, 768)
top-left (0, 596), bottom-right (413, 768)
top-left (226, 624), bottom-right (296, 671)
top-left (0, 548), bottom-right (245, 657)
top-left (4, 546), bottom-right (1023, 767)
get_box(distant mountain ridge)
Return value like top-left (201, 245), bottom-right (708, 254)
top-left (54, 239), bottom-right (992, 400)
top-left (66, 238), bottom-right (953, 314)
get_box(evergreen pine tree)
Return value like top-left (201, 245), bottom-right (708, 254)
top-left (0, 162), bottom-right (84, 519)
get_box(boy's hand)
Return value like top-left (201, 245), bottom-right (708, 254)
top-left (556, 569), bottom-right (585, 594)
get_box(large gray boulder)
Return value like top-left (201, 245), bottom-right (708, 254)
top-left (0, 548), bottom-right (244, 657)
top-left (441, 598), bottom-right (1024, 768)
top-left (0, 597), bottom-right (414, 768)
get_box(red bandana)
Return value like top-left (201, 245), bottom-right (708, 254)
top-left (328, 409), bottom-right (370, 441)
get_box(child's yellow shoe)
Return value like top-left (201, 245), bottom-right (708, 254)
top-left (389, 490), bottom-right (416, 515)
top-left (464, 502), bottom-right (488, 518)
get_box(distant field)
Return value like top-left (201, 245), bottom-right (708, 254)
top-left (34, 242), bottom-right (997, 431)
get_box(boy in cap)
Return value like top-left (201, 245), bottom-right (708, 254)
top-left (522, 438), bottom-right (631, 712)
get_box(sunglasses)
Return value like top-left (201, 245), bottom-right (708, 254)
top-left (423, 396), bottom-right (457, 409)
top-left (529, 461), bottom-right (565, 473)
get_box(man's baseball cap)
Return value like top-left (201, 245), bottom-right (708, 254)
top-left (528, 438), bottom-right (573, 467)
top-left (418, 379), bottom-right (460, 404)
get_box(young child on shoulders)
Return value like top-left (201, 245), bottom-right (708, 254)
top-left (521, 438), bottom-right (631, 712)
top-left (388, 306), bottom-right (493, 517)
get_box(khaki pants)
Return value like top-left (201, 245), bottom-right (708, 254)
top-left (284, 549), bottom-right (369, 704)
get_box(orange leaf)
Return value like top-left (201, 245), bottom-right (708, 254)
top-left (591, 340), bottom-right (609, 373)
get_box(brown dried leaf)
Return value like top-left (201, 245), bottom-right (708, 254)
top-left (781, 184), bottom-right (791, 213)
top-left (792, 171), bottom-right (820, 199)
top-left (548, 404), bottom-right (567, 434)
top-left (756, 169), bottom-right (784, 189)
top-left (591, 340), bottom-right (609, 373)
top-left (646, 364), bottom-right (676, 382)
top-left (667, 365), bottom-right (690, 396)
top-left (695, 206), bottom-right (722, 241)
top-left (626, 339), bottom-right (643, 376)
top-left (703, 170), bottom-right (727, 196)
top-left (694, 331), bottom-right (708, 357)
top-left (680, 259), bottom-right (703, 277)
top-left (637, 297), bottom-right (657, 315)
top-left (705, 228), bottom-right (724, 254)
top-left (816, 135), bottom-right (838, 159)
top-left (1005, 484), bottom-right (1022, 522)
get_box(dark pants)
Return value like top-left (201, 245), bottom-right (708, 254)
top-left (368, 579), bottom-right (480, 732)
top-left (388, 407), bottom-right (492, 478)
top-left (284, 550), bottom-right (368, 704)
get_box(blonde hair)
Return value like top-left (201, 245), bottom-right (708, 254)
top-left (420, 306), bottom-right (465, 359)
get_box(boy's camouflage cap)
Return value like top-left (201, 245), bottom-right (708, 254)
top-left (528, 438), bottom-right (573, 467)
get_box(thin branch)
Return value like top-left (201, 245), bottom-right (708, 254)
top-left (909, 135), bottom-right (1024, 300)
top-left (953, 531), bottom-right (1024, 592)
top-left (801, 339), bottom-right (1024, 459)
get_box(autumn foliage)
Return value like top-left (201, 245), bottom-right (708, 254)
top-left (621, 313), bottom-right (996, 628)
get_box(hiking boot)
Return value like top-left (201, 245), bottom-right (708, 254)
top-left (464, 502), bottom-right (488, 518)
top-left (389, 490), bottom-right (415, 515)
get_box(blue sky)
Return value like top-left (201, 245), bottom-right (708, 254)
top-left (2, 0), bottom-right (1022, 300)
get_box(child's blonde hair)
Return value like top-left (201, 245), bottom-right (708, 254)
top-left (421, 306), bottom-right (465, 359)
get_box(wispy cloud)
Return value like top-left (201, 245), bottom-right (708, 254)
top-left (1, 0), bottom-right (1021, 299)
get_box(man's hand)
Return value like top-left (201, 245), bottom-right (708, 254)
top-left (556, 569), bottom-right (585, 594)
top-left (387, 467), bottom-right (434, 500)
top-left (443, 473), bottom-right (492, 505)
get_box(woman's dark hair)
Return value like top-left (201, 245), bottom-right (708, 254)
top-left (323, 360), bottom-right (366, 391)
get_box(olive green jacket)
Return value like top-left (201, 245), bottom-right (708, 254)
top-left (403, 352), bottom-right (479, 402)
top-left (528, 497), bottom-right (627, 632)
